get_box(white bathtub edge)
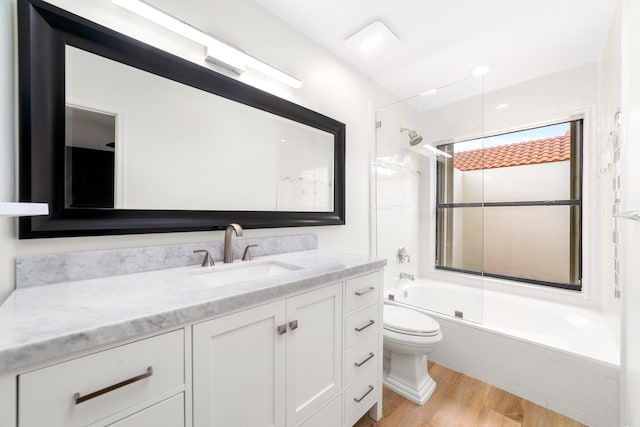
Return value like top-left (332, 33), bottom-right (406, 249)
top-left (417, 306), bottom-right (621, 426)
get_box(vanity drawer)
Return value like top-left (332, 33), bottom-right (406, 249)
top-left (344, 334), bottom-right (379, 386)
top-left (345, 303), bottom-right (379, 349)
top-left (108, 393), bottom-right (184, 427)
top-left (19, 330), bottom-right (184, 427)
top-left (345, 273), bottom-right (379, 313)
top-left (344, 364), bottom-right (378, 427)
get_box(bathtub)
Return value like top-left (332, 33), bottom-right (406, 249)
top-left (385, 280), bottom-right (620, 427)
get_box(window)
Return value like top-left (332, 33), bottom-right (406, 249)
top-left (435, 120), bottom-right (582, 290)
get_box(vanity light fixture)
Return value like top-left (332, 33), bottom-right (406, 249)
top-left (471, 64), bottom-right (492, 76)
top-left (0, 202), bottom-right (48, 217)
top-left (344, 20), bottom-right (399, 58)
top-left (111, 0), bottom-right (302, 88)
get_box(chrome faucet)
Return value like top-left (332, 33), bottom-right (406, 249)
top-left (399, 272), bottom-right (415, 281)
top-left (223, 223), bottom-right (244, 263)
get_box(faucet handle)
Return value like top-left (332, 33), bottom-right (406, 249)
top-left (194, 249), bottom-right (214, 267)
top-left (397, 246), bottom-right (410, 263)
top-left (242, 244), bottom-right (259, 261)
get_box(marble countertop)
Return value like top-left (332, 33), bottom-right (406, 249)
top-left (0, 250), bottom-right (385, 373)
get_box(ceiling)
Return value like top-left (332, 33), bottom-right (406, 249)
top-left (255, 0), bottom-right (616, 110)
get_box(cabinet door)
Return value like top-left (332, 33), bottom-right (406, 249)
top-left (299, 395), bottom-right (342, 427)
top-left (192, 300), bottom-right (286, 427)
top-left (286, 283), bottom-right (342, 427)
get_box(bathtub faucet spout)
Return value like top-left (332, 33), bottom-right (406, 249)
top-left (399, 272), bottom-right (415, 281)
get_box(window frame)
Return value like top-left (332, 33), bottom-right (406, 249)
top-left (435, 119), bottom-right (583, 291)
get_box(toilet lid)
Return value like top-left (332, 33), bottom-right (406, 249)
top-left (384, 304), bottom-right (440, 336)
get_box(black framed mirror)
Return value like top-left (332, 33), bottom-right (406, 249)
top-left (18, 0), bottom-right (345, 239)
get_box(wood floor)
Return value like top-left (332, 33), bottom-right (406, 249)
top-left (354, 362), bottom-right (586, 427)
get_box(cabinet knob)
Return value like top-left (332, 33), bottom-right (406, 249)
top-left (289, 320), bottom-right (298, 331)
top-left (277, 324), bottom-right (287, 335)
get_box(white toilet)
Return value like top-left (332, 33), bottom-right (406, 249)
top-left (382, 303), bottom-right (443, 405)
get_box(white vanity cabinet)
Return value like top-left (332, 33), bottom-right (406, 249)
top-left (17, 330), bottom-right (185, 427)
top-left (0, 263), bottom-right (384, 427)
top-left (343, 272), bottom-right (383, 427)
top-left (192, 282), bottom-right (343, 427)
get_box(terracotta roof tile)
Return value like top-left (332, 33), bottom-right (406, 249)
top-left (453, 132), bottom-right (571, 171)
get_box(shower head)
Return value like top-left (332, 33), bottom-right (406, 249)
top-left (400, 128), bottom-right (423, 146)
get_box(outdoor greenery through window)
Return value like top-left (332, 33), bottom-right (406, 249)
top-left (435, 120), bottom-right (582, 290)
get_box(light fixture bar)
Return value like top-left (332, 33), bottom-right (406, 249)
top-left (0, 202), bottom-right (49, 217)
top-left (112, 0), bottom-right (302, 88)
top-left (243, 55), bottom-right (303, 89)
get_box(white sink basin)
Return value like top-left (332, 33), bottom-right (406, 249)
top-left (191, 260), bottom-right (302, 287)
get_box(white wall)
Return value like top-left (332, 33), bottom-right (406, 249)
top-left (0, 0), bottom-right (374, 303)
top-left (595, 0), bottom-right (622, 350)
top-left (620, 0), bottom-right (640, 424)
top-left (0, 0), bottom-right (15, 303)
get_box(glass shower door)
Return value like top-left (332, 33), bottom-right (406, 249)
top-left (374, 77), bottom-right (485, 323)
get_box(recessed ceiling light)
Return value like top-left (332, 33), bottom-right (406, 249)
top-left (344, 20), bottom-right (399, 58)
top-left (360, 34), bottom-right (384, 53)
top-left (471, 64), bottom-right (492, 76)
top-left (495, 103), bottom-right (509, 110)
top-left (420, 88), bottom-right (438, 96)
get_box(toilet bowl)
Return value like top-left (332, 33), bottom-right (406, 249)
top-left (383, 303), bottom-right (443, 405)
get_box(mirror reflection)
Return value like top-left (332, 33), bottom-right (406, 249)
top-left (65, 46), bottom-right (334, 212)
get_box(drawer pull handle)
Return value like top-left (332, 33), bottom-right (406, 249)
top-left (354, 352), bottom-right (375, 367)
top-left (355, 286), bottom-right (375, 296)
top-left (277, 324), bottom-right (287, 335)
top-left (354, 385), bottom-right (374, 403)
top-left (73, 366), bottom-right (153, 405)
top-left (289, 320), bottom-right (299, 331)
top-left (355, 320), bottom-right (375, 332)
